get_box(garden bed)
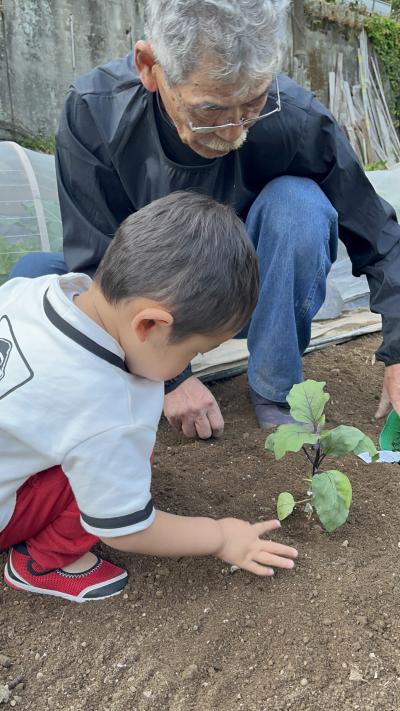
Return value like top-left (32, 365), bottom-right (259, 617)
top-left (1, 333), bottom-right (399, 711)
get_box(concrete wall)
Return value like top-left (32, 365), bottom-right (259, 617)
top-left (0, 0), bottom-right (145, 139)
top-left (0, 0), bottom-right (365, 140)
top-left (289, 0), bottom-right (364, 105)
top-left (303, 22), bottom-right (360, 103)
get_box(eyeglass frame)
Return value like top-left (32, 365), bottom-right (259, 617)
top-left (187, 75), bottom-right (281, 134)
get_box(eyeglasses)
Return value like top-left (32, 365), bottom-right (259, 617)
top-left (188, 76), bottom-right (281, 134)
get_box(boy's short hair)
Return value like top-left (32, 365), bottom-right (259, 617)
top-left (94, 191), bottom-right (259, 341)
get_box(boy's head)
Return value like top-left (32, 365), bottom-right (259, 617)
top-left (93, 191), bottom-right (259, 380)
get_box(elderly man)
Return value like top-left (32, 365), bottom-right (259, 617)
top-left (12, 0), bottom-right (400, 437)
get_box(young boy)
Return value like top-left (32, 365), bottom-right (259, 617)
top-left (0, 192), bottom-right (298, 602)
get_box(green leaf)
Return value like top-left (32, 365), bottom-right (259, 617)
top-left (265, 432), bottom-right (276, 454)
top-left (312, 470), bottom-right (352, 533)
top-left (353, 435), bottom-right (379, 461)
top-left (265, 423), bottom-right (319, 460)
top-left (277, 492), bottom-right (296, 521)
top-left (379, 410), bottom-right (400, 452)
top-left (320, 425), bottom-right (378, 460)
top-left (286, 380), bottom-right (330, 427)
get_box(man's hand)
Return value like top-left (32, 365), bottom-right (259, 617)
top-left (164, 375), bottom-right (224, 439)
top-left (375, 363), bottom-right (400, 419)
top-left (215, 518), bottom-right (298, 576)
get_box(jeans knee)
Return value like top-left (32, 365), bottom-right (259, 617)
top-left (9, 251), bottom-right (66, 279)
top-left (258, 173), bottom-right (331, 203)
top-left (247, 176), bottom-right (338, 261)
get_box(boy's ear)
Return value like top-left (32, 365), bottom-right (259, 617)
top-left (132, 307), bottom-right (174, 343)
top-left (134, 41), bottom-right (158, 92)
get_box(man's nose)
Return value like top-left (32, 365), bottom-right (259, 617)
top-left (215, 122), bottom-right (244, 143)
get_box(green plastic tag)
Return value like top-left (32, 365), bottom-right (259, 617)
top-left (379, 410), bottom-right (400, 451)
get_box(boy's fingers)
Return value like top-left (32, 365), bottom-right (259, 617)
top-left (245, 562), bottom-right (275, 577)
top-left (255, 551), bottom-right (296, 569)
top-left (262, 541), bottom-right (298, 559)
top-left (253, 520), bottom-right (281, 535)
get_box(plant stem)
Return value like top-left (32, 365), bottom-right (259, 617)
top-left (294, 497), bottom-right (311, 505)
top-left (312, 443), bottom-right (321, 477)
top-left (302, 446), bottom-right (314, 465)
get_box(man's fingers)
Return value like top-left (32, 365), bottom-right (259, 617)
top-left (382, 364), bottom-right (400, 417)
top-left (375, 402), bottom-right (391, 419)
top-left (168, 415), bottom-right (184, 433)
top-left (163, 378), bottom-right (224, 440)
top-left (375, 392), bottom-right (391, 419)
top-left (194, 412), bottom-right (213, 440)
top-left (207, 402), bottom-right (225, 438)
top-left (181, 417), bottom-right (198, 438)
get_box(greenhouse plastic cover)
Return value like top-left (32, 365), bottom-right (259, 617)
top-left (0, 141), bottom-right (62, 283)
top-left (0, 142), bottom-right (399, 378)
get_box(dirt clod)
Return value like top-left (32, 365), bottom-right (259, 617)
top-left (0, 685), bottom-right (10, 704)
top-left (181, 664), bottom-right (198, 680)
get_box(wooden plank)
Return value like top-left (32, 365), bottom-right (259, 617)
top-left (329, 71), bottom-right (336, 116)
top-left (327, 29), bottom-right (400, 168)
top-left (345, 124), bottom-right (362, 162)
top-left (343, 81), bottom-right (356, 125)
top-left (370, 54), bottom-right (400, 156)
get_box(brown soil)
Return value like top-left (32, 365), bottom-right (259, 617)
top-left (1, 333), bottom-right (400, 711)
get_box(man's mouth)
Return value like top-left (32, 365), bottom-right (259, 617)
top-left (198, 130), bottom-right (248, 154)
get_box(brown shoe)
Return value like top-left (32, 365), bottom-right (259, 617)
top-left (249, 387), bottom-right (295, 429)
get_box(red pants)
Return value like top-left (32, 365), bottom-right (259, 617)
top-left (0, 466), bottom-right (98, 570)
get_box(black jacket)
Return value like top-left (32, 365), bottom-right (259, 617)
top-left (56, 53), bottom-right (400, 367)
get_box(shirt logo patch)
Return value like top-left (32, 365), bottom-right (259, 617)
top-left (0, 316), bottom-right (33, 399)
top-left (0, 337), bottom-right (12, 379)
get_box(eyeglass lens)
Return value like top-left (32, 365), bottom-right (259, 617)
top-left (189, 77), bottom-right (280, 133)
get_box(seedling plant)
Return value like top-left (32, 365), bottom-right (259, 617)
top-left (265, 380), bottom-right (378, 532)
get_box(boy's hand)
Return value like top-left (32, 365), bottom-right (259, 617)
top-left (164, 376), bottom-right (224, 439)
top-left (215, 518), bottom-right (298, 576)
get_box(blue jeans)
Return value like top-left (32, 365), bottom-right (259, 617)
top-left (9, 251), bottom-right (67, 277)
top-left (10, 176), bottom-right (338, 402)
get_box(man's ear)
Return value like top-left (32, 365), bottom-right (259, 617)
top-left (134, 41), bottom-right (158, 92)
top-left (131, 307), bottom-right (174, 343)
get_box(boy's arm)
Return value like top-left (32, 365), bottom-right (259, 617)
top-left (101, 510), bottom-right (298, 576)
top-left (64, 428), bottom-right (297, 575)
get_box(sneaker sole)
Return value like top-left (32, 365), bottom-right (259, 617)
top-left (4, 557), bottom-right (128, 603)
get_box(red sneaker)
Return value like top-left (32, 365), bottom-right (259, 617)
top-left (4, 543), bottom-right (128, 602)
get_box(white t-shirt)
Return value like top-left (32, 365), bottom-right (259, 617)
top-left (0, 273), bottom-right (164, 537)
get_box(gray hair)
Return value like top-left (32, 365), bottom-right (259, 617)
top-left (95, 191), bottom-right (259, 342)
top-left (144, 0), bottom-right (290, 86)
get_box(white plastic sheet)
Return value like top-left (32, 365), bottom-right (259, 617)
top-left (0, 141), bottom-right (62, 283)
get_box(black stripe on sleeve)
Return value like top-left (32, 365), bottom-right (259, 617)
top-left (80, 498), bottom-right (154, 530)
